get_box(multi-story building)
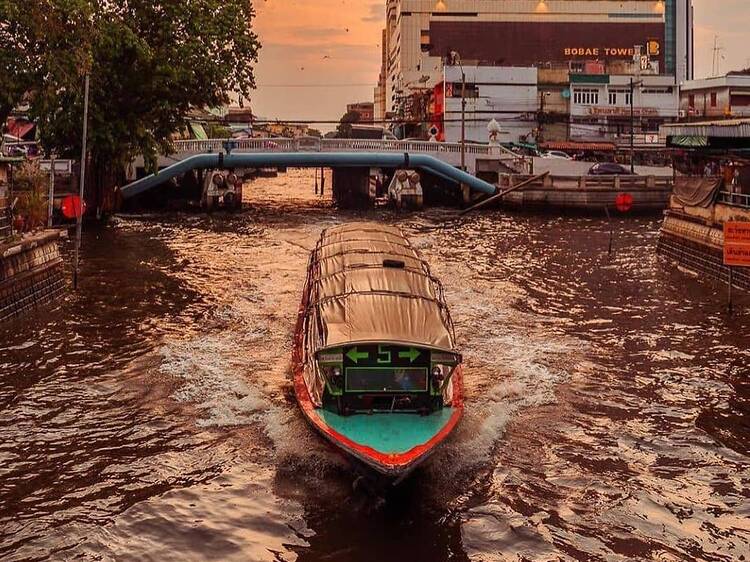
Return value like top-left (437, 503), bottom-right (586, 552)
top-left (374, 29), bottom-right (389, 122)
top-left (431, 66), bottom-right (538, 143)
top-left (378, 0), bottom-right (694, 136)
top-left (569, 73), bottom-right (679, 145)
top-left (346, 102), bottom-right (375, 124)
top-left (680, 73), bottom-right (750, 119)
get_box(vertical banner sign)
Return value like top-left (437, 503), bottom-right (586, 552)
top-left (723, 222), bottom-right (750, 267)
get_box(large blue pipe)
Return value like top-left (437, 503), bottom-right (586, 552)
top-left (119, 152), bottom-right (497, 199)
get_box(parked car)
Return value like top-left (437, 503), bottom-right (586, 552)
top-left (587, 162), bottom-right (635, 176)
top-left (542, 150), bottom-right (572, 160)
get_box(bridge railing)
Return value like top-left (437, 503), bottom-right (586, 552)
top-left (168, 137), bottom-right (532, 174)
top-left (500, 174), bottom-right (674, 191)
top-left (718, 191), bottom-right (750, 209)
top-left (172, 138), bottom-right (498, 156)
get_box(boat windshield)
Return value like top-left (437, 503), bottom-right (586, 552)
top-left (346, 368), bottom-right (428, 393)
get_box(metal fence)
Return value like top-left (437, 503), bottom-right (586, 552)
top-left (718, 191), bottom-right (750, 209)
top-left (172, 137), bottom-right (497, 156)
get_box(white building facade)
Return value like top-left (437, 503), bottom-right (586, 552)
top-left (680, 74), bottom-right (750, 119)
top-left (439, 66), bottom-right (538, 144)
top-left (380, 0), bottom-right (693, 119)
top-left (569, 74), bottom-right (680, 145)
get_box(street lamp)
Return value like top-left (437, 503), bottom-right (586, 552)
top-left (538, 91), bottom-right (551, 144)
top-left (449, 50), bottom-right (466, 176)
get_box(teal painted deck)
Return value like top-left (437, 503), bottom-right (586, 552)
top-left (317, 408), bottom-right (455, 454)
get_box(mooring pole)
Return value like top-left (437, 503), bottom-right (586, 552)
top-left (73, 73), bottom-right (90, 290)
top-left (728, 266), bottom-right (733, 312)
top-left (604, 204), bottom-right (614, 257)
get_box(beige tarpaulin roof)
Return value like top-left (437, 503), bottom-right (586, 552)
top-left (307, 223), bottom-right (457, 353)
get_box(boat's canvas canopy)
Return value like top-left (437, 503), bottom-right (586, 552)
top-left (306, 223), bottom-right (457, 354)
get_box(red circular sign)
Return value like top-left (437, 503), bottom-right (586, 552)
top-left (615, 193), bottom-right (634, 213)
top-left (61, 195), bottom-right (86, 219)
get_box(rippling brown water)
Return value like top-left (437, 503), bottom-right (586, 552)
top-left (1, 169), bottom-right (748, 562)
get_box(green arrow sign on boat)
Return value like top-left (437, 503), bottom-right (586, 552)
top-left (399, 348), bottom-right (420, 363)
top-left (346, 347), bottom-right (370, 364)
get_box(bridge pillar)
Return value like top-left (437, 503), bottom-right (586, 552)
top-left (462, 183), bottom-right (472, 206)
top-left (332, 167), bottom-right (371, 208)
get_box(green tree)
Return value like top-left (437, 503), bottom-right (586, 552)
top-left (0, 0), bottom-right (260, 210)
top-left (306, 128), bottom-right (322, 138)
top-left (336, 110), bottom-right (360, 139)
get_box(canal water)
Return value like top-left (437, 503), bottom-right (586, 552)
top-left (1, 169), bottom-right (748, 561)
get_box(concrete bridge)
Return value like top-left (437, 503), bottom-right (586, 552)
top-left (128, 137), bottom-right (531, 180)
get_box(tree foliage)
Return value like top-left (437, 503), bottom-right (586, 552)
top-left (1, 0), bottom-right (260, 175)
top-left (336, 110), bottom-right (361, 139)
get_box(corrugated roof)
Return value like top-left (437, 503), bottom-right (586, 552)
top-left (541, 141), bottom-right (616, 152)
top-left (661, 118), bottom-right (750, 139)
top-left (307, 223), bottom-right (456, 353)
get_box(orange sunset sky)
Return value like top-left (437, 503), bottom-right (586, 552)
top-left (251, 0), bottom-right (749, 126)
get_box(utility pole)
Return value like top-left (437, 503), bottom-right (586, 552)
top-left (461, 68), bottom-right (466, 174)
top-left (47, 156), bottom-right (55, 227)
top-left (629, 78), bottom-right (644, 174)
top-left (630, 77), bottom-right (635, 174)
top-left (712, 36), bottom-right (724, 77)
top-left (73, 73), bottom-right (90, 290)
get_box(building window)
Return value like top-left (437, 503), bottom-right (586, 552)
top-left (710, 92), bottom-right (718, 107)
top-left (451, 83), bottom-right (478, 98)
top-left (573, 88), bottom-right (599, 105)
top-left (688, 94), bottom-right (695, 108)
top-left (625, 91), bottom-right (632, 106)
top-left (609, 91), bottom-right (617, 105)
top-left (420, 30), bottom-right (430, 52)
top-left (569, 61), bottom-right (585, 74)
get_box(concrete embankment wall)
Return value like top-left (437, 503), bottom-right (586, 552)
top-left (658, 201), bottom-right (750, 293)
top-left (499, 174), bottom-right (673, 212)
top-left (0, 231), bottom-right (67, 323)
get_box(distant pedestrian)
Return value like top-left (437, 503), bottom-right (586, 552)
top-left (732, 168), bottom-right (741, 194)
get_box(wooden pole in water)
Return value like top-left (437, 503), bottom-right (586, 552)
top-left (604, 204), bottom-right (614, 257)
top-left (728, 266), bottom-right (733, 312)
top-left (459, 172), bottom-right (549, 215)
top-left (73, 73), bottom-right (90, 290)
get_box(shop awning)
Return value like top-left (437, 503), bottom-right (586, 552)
top-left (188, 121), bottom-right (208, 140)
top-left (541, 141), bottom-right (616, 152)
top-left (669, 135), bottom-right (709, 147)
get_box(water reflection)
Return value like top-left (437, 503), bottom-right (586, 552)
top-left (1, 169), bottom-right (748, 561)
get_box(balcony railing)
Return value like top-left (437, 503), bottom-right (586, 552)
top-left (718, 191), bottom-right (750, 209)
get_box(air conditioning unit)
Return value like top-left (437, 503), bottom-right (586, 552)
top-left (678, 110), bottom-right (687, 118)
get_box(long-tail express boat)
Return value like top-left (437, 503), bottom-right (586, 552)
top-left (293, 223), bottom-right (463, 482)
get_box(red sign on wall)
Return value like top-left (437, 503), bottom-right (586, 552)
top-left (724, 222), bottom-right (750, 267)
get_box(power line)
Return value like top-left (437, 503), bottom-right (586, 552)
top-left (256, 83), bottom-right (375, 88)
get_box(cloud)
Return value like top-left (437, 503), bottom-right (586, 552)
top-left (362, 3), bottom-right (384, 23)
